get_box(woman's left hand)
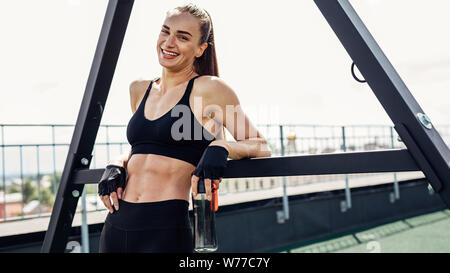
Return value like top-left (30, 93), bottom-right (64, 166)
top-left (191, 145), bottom-right (229, 201)
top-left (191, 176), bottom-right (222, 201)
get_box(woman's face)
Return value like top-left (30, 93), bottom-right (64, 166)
top-left (157, 12), bottom-right (207, 70)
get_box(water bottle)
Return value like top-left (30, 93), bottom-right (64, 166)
top-left (192, 178), bottom-right (218, 252)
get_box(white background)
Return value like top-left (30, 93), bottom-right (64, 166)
top-left (0, 0), bottom-right (449, 138)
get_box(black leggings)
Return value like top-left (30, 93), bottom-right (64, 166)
top-left (98, 199), bottom-right (194, 253)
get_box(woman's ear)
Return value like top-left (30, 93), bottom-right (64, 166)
top-left (196, 42), bottom-right (208, 58)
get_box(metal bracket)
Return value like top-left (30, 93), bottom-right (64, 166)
top-left (394, 123), bottom-right (443, 192)
top-left (73, 153), bottom-right (93, 169)
top-left (66, 153), bottom-right (93, 198)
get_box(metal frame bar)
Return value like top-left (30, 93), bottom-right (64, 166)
top-left (73, 149), bottom-right (419, 184)
top-left (41, 0), bottom-right (134, 252)
top-left (314, 0), bottom-right (449, 205)
top-left (41, 0), bottom-right (450, 252)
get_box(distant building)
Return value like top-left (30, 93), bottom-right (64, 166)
top-left (0, 193), bottom-right (22, 219)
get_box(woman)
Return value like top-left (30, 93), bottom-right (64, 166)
top-left (98, 3), bottom-right (271, 253)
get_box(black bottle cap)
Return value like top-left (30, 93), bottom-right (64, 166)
top-left (197, 178), bottom-right (206, 194)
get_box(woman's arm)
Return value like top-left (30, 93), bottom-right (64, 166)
top-left (105, 80), bottom-right (141, 169)
top-left (99, 79), bottom-right (141, 212)
top-left (99, 148), bottom-right (130, 213)
top-left (210, 138), bottom-right (271, 160)
top-left (190, 77), bottom-right (272, 201)
top-left (198, 76), bottom-right (272, 160)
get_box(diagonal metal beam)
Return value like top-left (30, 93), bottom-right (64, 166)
top-left (314, 0), bottom-right (450, 207)
top-left (41, 0), bottom-right (134, 253)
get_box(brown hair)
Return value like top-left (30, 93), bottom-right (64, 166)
top-left (169, 3), bottom-right (219, 77)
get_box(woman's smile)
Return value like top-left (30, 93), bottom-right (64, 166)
top-left (161, 47), bottom-right (180, 59)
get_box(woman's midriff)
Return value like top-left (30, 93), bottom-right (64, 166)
top-left (121, 153), bottom-right (195, 203)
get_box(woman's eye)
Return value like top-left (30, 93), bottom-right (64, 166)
top-left (160, 30), bottom-right (187, 40)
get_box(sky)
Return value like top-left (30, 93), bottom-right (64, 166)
top-left (0, 0), bottom-right (449, 138)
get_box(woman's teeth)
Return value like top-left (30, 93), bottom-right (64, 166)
top-left (162, 49), bottom-right (179, 56)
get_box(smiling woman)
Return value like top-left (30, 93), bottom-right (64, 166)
top-left (157, 6), bottom-right (219, 77)
top-left (97, 2), bottom-right (271, 253)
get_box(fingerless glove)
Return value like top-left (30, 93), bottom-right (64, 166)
top-left (98, 165), bottom-right (127, 196)
top-left (191, 145), bottom-right (229, 180)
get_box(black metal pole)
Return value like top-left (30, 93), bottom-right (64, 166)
top-left (314, 0), bottom-right (450, 207)
top-left (41, 0), bottom-right (134, 253)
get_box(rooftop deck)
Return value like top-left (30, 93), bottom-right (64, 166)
top-left (277, 209), bottom-right (450, 253)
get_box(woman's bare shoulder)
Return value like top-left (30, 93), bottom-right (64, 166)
top-left (195, 76), bottom-right (233, 95)
top-left (195, 75), bottom-right (239, 104)
top-left (129, 79), bottom-right (152, 113)
top-left (129, 79), bottom-right (151, 95)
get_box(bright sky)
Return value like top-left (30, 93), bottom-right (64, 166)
top-left (0, 0), bottom-right (449, 129)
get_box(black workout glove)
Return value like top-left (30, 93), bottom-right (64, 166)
top-left (98, 165), bottom-right (127, 196)
top-left (191, 145), bottom-right (229, 180)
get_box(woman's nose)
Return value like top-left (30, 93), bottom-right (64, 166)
top-left (164, 35), bottom-right (176, 47)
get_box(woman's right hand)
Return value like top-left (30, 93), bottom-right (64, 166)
top-left (98, 165), bottom-right (127, 213)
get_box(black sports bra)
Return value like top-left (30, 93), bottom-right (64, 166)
top-left (126, 75), bottom-right (217, 167)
